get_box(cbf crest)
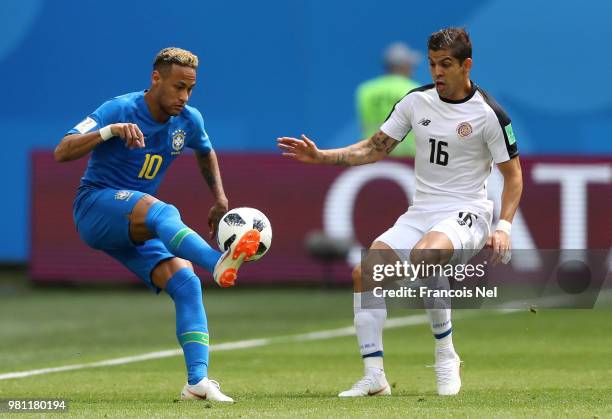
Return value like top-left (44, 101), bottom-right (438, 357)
top-left (171, 129), bottom-right (186, 155)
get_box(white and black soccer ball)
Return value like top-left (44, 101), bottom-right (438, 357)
top-left (216, 207), bottom-right (272, 261)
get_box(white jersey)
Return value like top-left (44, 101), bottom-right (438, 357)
top-left (380, 82), bottom-right (518, 223)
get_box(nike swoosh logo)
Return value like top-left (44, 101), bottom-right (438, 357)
top-left (368, 385), bottom-right (389, 396)
top-left (185, 387), bottom-right (207, 400)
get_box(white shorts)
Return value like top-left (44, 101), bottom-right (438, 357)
top-left (375, 205), bottom-right (491, 263)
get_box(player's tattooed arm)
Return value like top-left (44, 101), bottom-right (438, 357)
top-left (195, 150), bottom-right (228, 203)
top-left (277, 130), bottom-right (398, 166)
top-left (371, 130), bottom-right (399, 154)
top-left (195, 150), bottom-right (229, 239)
top-left (329, 131), bottom-right (398, 166)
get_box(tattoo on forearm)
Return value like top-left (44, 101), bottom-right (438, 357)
top-left (370, 131), bottom-right (397, 154)
top-left (200, 165), bottom-right (217, 187)
top-left (196, 153), bottom-right (218, 187)
top-left (334, 150), bottom-right (350, 166)
top-left (331, 131), bottom-right (396, 166)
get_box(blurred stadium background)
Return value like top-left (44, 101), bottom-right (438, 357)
top-left (1, 0), bottom-right (611, 415)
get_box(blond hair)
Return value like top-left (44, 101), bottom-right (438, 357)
top-left (153, 47), bottom-right (198, 74)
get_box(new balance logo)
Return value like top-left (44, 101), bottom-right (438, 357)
top-left (418, 118), bottom-right (431, 126)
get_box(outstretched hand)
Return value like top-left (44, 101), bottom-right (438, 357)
top-left (277, 134), bottom-right (323, 164)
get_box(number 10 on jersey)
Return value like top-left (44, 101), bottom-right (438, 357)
top-left (428, 138), bottom-right (449, 166)
top-left (138, 154), bottom-right (163, 179)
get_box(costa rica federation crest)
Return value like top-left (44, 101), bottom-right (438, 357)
top-left (171, 129), bottom-right (186, 154)
top-left (456, 122), bottom-right (473, 139)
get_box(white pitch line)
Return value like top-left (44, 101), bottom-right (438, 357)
top-left (4, 288), bottom-right (610, 381)
top-left (0, 314), bottom-right (432, 381)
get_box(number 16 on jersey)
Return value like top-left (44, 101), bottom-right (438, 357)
top-left (428, 138), bottom-right (448, 166)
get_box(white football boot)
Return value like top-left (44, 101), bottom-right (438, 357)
top-left (213, 229), bottom-right (260, 287)
top-left (180, 378), bottom-right (234, 402)
top-left (434, 351), bottom-right (461, 396)
top-left (338, 370), bottom-right (391, 397)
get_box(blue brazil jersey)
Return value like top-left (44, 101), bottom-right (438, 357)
top-left (68, 91), bottom-right (212, 196)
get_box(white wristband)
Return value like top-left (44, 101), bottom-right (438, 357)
top-left (99, 125), bottom-right (114, 141)
top-left (496, 219), bottom-right (512, 235)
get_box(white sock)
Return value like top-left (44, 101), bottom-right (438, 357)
top-left (435, 333), bottom-right (454, 352)
top-left (426, 308), bottom-right (454, 354)
top-left (354, 292), bottom-right (386, 368)
top-left (421, 275), bottom-right (453, 349)
top-left (364, 356), bottom-right (384, 373)
top-left (426, 308), bottom-right (452, 335)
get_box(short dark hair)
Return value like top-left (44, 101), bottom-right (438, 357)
top-left (153, 47), bottom-right (198, 75)
top-left (427, 28), bottom-right (472, 62)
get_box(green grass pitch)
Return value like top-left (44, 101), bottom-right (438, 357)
top-left (1, 278), bottom-right (611, 418)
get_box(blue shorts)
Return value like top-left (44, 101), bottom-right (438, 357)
top-left (73, 187), bottom-right (174, 292)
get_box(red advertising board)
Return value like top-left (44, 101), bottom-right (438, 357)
top-left (31, 152), bottom-right (611, 285)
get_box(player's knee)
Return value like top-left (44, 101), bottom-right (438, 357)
top-left (410, 246), bottom-right (443, 266)
top-left (161, 204), bottom-right (180, 218)
top-left (164, 266), bottom-right (201, 300)
top-left (145, 201), bottom-right (181, 230)
top-left (155, 203), bottom-right (181, 221)
top-left (152, 258), bottom-right (193, 290)
top-left (130, 195), bottom-right (158, 221)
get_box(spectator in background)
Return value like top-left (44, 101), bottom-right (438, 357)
top-left (356, 42), bottom-right (421, 157)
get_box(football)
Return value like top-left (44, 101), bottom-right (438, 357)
top-left (217, 207), bottom-right (272, 261)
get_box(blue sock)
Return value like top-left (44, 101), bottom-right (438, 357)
top-left (145, 201), bottom-right (221, 273)
top-left (166, 268), bottom-right (209, 385)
